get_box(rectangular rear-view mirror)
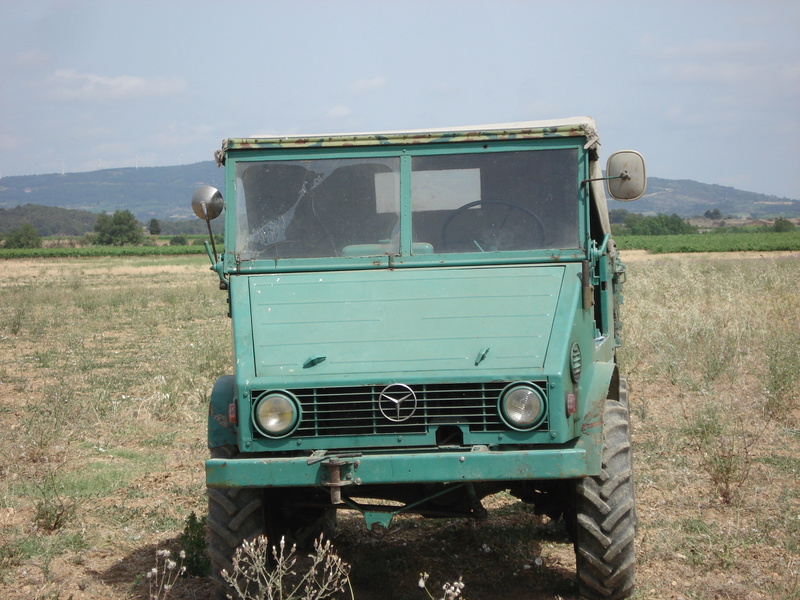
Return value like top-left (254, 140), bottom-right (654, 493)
top-left (607, 150), bottom-right (646, 201)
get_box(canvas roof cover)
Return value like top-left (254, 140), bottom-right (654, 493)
top-left (220, 116), bottom-right (599, 152)
top-left (219, 117), bottom-right (611, 234)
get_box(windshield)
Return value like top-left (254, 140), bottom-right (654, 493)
top-left (234, 148), bottom-right (578, 259)
top-left (235, 157), bottom-right (401, 259)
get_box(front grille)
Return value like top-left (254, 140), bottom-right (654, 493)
top-left (251, 382), bottom-right (548, 437)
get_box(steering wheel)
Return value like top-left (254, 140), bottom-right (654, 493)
top-left (441, 200), bottom-right (545, 251)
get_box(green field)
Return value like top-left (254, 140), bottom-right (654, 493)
top-left (0, 244), bottom-right (207, 259)
top-left (3, 230), bottom-right (800, 258)
top-left (616, 230), bottom-right (800, 253)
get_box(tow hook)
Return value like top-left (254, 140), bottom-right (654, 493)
top-left (310, 453), bottom-right (361, 504)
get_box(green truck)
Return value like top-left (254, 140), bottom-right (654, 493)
top-left (193, 117), bottom-right (646, 599)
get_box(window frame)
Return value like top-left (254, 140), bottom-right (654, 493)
top-left (224, 138), bottom-right (590, 274)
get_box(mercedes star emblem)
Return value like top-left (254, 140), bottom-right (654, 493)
top-left (378, 383), bottom-right (418, 422)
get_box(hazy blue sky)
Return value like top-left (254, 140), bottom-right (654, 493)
top-left (1, 1), bottom-right (798, 199)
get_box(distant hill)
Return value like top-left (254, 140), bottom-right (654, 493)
top-left (0, 204), bottom-right (99, 236)
top-left (611, 177), bottom-right (800, 218)
top-left (1, 162), bottom-right (797, 226)
top-left (0, 162), bottom-right (224, 223)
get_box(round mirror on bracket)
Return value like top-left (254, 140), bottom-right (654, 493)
top-left (192, 185), bottom-right (224, 220)
top-left (606, 150), bottom-right (647, 201)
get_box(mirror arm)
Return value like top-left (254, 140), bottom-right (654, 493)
top-left (201, 205), bottom-right (219, 262)
top-left (580, 171), bottom-right (630, 186)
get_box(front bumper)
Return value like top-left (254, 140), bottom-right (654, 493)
top-left (206, 444), bottom-right (594, 489)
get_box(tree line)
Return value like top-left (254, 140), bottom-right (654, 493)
top-left (3, 207), bottom-right (794, 249)
top-left (1, 209), bottom-right (224, 249)
top-left (1, 203), bottom-right (224, 248)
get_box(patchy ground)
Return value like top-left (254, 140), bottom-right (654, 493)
top-left (0, 253), bottom-right (798, 600)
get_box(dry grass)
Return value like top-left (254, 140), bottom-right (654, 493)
top-left (0, 252), bottom-right (798, 600)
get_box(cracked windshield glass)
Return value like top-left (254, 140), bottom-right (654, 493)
top-left (235, 148), bottom-right (578, 259)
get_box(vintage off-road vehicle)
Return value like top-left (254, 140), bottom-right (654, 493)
top-left (193, 117), bottom-right (645, 599)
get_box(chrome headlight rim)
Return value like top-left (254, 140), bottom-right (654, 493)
top-left (252, 391), bottom-right (301, 438)
top-left (498, 382), bottom-right (547, 431)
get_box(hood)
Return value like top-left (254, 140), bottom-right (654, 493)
top-left (247, 265), bottom-right (571, 386)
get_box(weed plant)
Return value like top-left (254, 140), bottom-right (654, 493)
top-left (178, 512), bottom-right (210, 577)
top-left (221, 535), bottom-right (351, 600)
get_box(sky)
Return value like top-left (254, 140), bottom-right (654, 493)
top-left (1, 0), bottom-right (799, 199)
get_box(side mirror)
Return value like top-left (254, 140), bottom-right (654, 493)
top-left (606, 151), bottom-right (646, 201)
top-left (192, 186), bottom-right (224, 270)
top-left (192, 185), bottom-right (224, 220)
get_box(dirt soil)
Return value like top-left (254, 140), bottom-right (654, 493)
top-left (0, 252), bottom-right (797, 600)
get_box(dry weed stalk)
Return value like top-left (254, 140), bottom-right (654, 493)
top-left (418, 572), bottom-right (466, 600)
top-left (221, 534), bottom-right (351, 600)
top-left (148, 549), bottom-right (186, 600)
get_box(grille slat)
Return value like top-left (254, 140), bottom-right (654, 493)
top-left (252, 382), bottom-right (548, 438)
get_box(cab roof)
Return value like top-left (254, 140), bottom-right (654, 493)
top-left (217, 116), bottom-right (599, 162)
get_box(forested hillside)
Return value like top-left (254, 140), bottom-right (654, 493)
top-left (0, 204), bottom-right (99, 236)
top-left (0, 162), bottom-right (223, 222)
top-left (611, 177), bottom-right (800, 218)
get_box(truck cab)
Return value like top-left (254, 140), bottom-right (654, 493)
top-left (195, 117), bottom-right (645, 600)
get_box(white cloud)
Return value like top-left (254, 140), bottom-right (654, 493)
top-left (150, 123), bottom-right (216, 148)
top-left (661, 61), bottom-right (762, 86)
top-left (350, 77), bottom-right (388, 94)
top-left (47, 69), bottom-right (186, 101)
top-left (14, 50), bottom-right (51, 69)
top-left (327, 105), bottom-right (350, 118)
top-left (0, 132), bottom-right (19, 153)
top-left (661, 39), bottom-right (765, 59)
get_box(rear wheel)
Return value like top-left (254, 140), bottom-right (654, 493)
top-left (572, 388), bottom-right (637, 599)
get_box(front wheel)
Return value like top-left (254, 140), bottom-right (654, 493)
top-left (207, 446), bottom-right (266, 600)
top-left (206, 447), bottom-right (337, 599)
top-left (572, 392), bottom-right (637, 599)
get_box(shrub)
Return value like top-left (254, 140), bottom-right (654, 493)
top-left (95, 210), bottom-right (143, 246)
top-left (773, 217), bottom-right (796, 233)
top-left (178, 512), bottom-right (210, 577)
top-left (3, 223), bottom-right (42, 249)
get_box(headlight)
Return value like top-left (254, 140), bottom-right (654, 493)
top-left (499, 384), bottom-right (546, 430)
top-left (253, 392), bottom-right (299, 437)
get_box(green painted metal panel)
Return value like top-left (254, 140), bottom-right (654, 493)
top-left (206, 443), bottom-right (592, 489)
top-left (208, 375), bottom-right (236, 448)
top-left (248, 265), bottom-right (565, 385)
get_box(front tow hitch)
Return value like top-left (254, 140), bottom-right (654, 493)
top-left (308, 452), bottom-right (362, 504)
